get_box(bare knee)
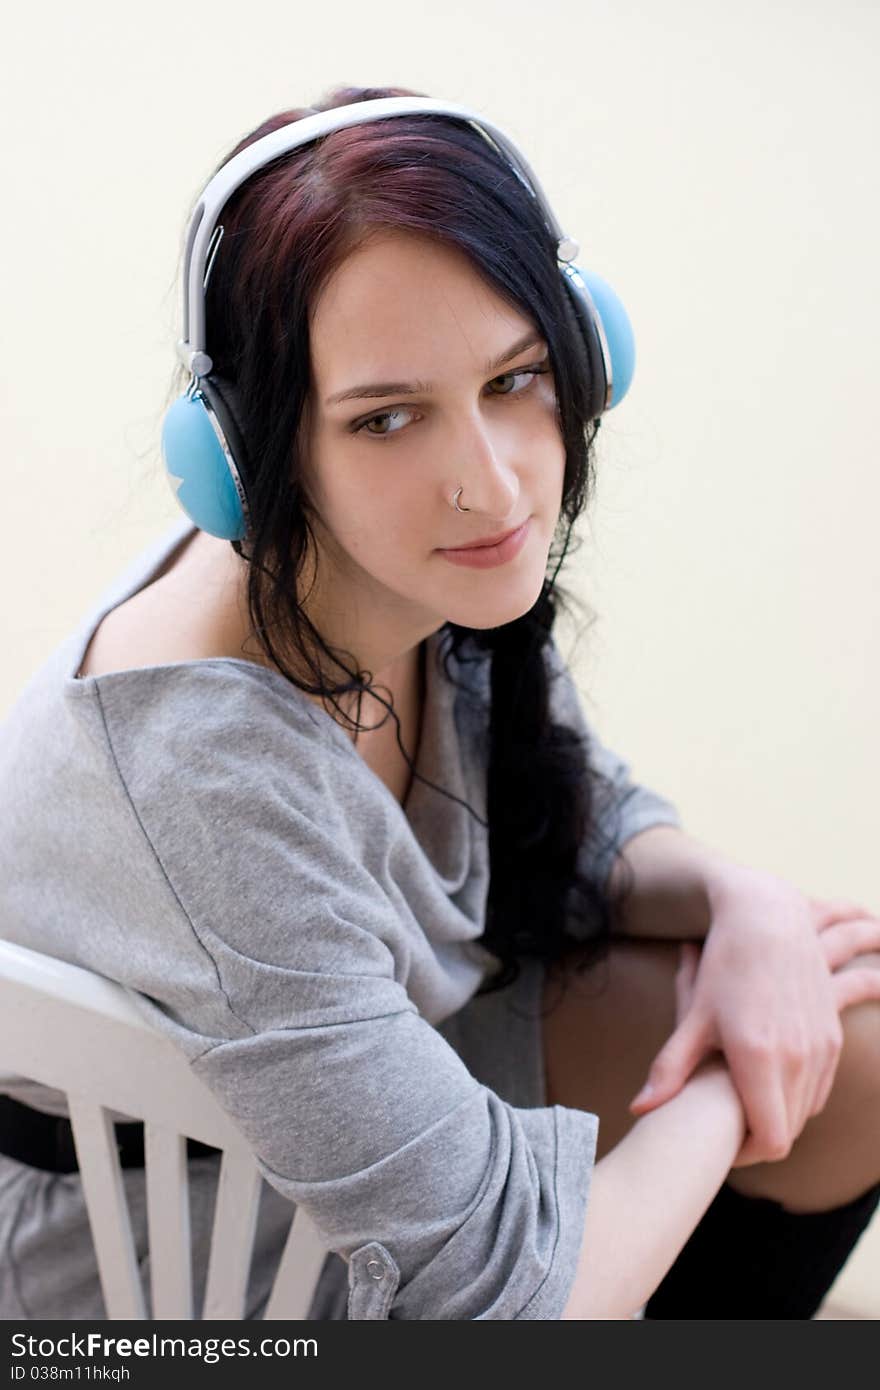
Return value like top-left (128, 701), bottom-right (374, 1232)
top-left (822, 948), bottom-right (880, 1114)
top-left (816, 949), bottom-right (880, 1120)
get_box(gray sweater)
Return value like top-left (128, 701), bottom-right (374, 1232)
top-left (0, 516), bottom-right (683, 1319)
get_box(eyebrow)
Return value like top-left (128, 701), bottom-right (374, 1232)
top-left (324, 331), bottom-right (547, 407)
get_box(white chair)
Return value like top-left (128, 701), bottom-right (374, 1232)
top-left (0, 938), bottom-right (329, 1320)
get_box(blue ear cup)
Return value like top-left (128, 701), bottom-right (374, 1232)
top-left (559, 262), bottom-right (636, 415)
top-left (161, 374), bottom-right (250, 541)
top-left (577, 267), bottom-right (636, 409)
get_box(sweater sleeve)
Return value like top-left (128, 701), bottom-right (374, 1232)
top-left (543, 637), bottom-right (684, 892)
top-left (94, 670), bottom-right (599, 1322)
top-left (192, 974), bottom-right (599, 1321)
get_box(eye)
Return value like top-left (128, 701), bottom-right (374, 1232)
top-left (356, 406), bottom-right (415, 440)
top-left (351, 362), bottom-right (552, 441)
top-left (486, 366), bottom-right (547, 396)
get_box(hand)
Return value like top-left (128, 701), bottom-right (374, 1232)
top-left (672, 940), bottom-right (701, 1025)
top-left (627, 870), bottom-right (880, 1167)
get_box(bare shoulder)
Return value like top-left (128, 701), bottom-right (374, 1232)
top-left (77, 589), bottom-right (188, 678)
top-left (77, 530), bottom-right (247, 679)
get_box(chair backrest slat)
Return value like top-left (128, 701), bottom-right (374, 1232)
top-left (263, 1206), bottom-right (329, 1321)
top-left (201, 1150), bottom-right (263, 1319)
top-left (143, 1125), bottom-right (194, 1319)
top-left (66, 1095), bottom-right (147, 1320)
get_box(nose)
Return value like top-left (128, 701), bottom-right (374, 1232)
top-left (449, 408), bottom-right (521, 522)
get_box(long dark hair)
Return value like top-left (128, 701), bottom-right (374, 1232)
top-left (167, 84), bottom-right (635, 999)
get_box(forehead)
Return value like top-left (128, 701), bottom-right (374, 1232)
top-left (308, 229), bottom-right (533, 386)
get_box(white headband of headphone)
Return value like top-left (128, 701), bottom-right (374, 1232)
top-left (175, 95), bottom-right (581, 378)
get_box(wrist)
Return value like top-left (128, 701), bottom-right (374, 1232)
top-left (703, 857), bottom-right (780, 915)
top-left (689, 1056), bottom-right (748, 1137)
top-left (629, 1056), bottom-right (747, 1173)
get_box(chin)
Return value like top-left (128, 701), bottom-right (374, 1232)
top-left (443, 575), bottom-right (548, 631)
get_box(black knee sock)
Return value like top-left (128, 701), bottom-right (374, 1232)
top-left (643, 1178), bottom-right (880, 1319)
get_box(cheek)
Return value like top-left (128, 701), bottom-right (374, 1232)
top-left (528, 384), bottom-right (566, 458)
top-left (321, 466), bottom-right (426, 560)
top-left (526, 409), bottom-right (567, 500)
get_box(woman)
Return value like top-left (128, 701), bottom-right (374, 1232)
top-left (1, 84), bottom-right (879, 1321)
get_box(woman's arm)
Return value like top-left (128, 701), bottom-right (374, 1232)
top-left (561, 1058), bottom-right (746, 1319)
top-left (606, 823), bottom-right (746, 941)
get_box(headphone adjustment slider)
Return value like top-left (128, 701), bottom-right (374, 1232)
top-left (176, 340), bottom-right (214, 377)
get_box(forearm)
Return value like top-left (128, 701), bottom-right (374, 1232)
top-left (561, 1059), bottom-right (746, 1319)
top-left (606, 824), bottom-right (750, 941)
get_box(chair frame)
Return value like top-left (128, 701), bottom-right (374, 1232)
top-left (0, 938), bottom-right (329, 1319)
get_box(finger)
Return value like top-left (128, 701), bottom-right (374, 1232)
top-left (674, 942), bottom-right (701, 1012)
top-left (726, 1051), bottom-right (793, 1163)
top-left (819, 918), bottom-right (880, 971)
top-left (813, 898), bottom-right (878, 929)
top-left (732, 1128), bottom-right (796, 1169)
top-left (798, 1009), bottom-right (843, 1121)
top-left (769, 1036), bottom-right (814, 1150)
top-left (628, 1017), bottom-right (709, 1113)
top-left (790, 1060), bottom-right (819, 1145)
top-left (808, 1050), bottom-right (840, 1120)
top-left (681, 940), bottom-right (702, 977)
top-left (732, 1132), bottom-right (766, 1168)
top-left (833, 966), bottom-right (880, 1013)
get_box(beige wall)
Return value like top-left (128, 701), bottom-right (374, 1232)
top-left (2, 0), bottom-right (878, 1314)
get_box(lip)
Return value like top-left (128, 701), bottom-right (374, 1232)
top-left (438, 518), bottom-right (531, 569)
top-left (444, 521), bottom-right (527, 551)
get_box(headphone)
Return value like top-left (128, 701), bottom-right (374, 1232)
top-left (162, 96), bottom-right (636, 542)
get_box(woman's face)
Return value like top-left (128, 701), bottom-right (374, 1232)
top-left (300, 227), bottom-right (567, 670)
